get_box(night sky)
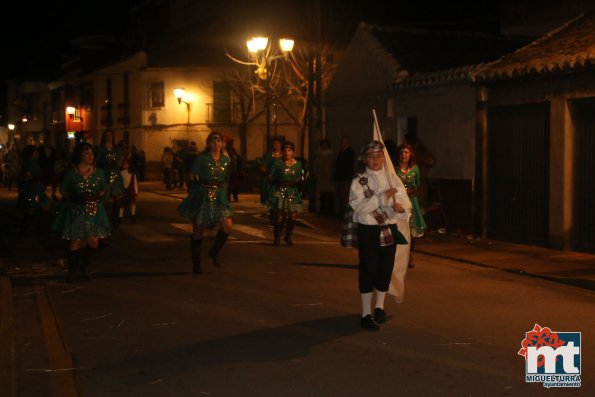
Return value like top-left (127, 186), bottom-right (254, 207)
top-left (1, 0), bottom-right (580, 80)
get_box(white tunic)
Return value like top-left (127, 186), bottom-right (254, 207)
top-left (348, 167), bottom-right (411, 226)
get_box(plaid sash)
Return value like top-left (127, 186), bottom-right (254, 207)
top-left (370, 208), bottom-right (395, 246)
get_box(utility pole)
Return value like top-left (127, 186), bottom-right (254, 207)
top-left (307, 0), bottom-right (322, 212)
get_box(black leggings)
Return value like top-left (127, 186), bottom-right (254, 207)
top-left (357, 224), bottom-right (397, 293)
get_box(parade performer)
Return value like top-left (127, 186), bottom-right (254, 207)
top-left (259, 137), bottom-right (283, 223)
top-left (17, 145), bottom-right (50, 235)
top-left (349, 140), bottom-right (410, 330)
top-left (96, 129), bottom-right (124, 228)
top-left (53, 142), bottom-right (110, 282)
top-left (396, 143), bottom-right (427, 268)
top-left (178, 131), bottom-right (232, 273)
top-left (266, 141), bottom-right (303, 246)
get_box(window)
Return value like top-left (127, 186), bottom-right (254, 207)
top-left (149, 81), bottom-right (165, 108)
top-left (213, 81), bottom-right (231, 123)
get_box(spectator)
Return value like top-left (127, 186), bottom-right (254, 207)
top-left (225, 137), bottom-right (244, 202)
top-left (162, 147), bottom-right (174, 190)
top-left (314, 138), bottom-right (335, 215)
top-left (38, 130), bottom-right (58, 201)
top-left (333, 136), bottom-right (356, 217)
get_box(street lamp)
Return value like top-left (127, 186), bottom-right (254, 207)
top-left (227, 36), bottom-right (294, 141)
top-left (173, 87), bottom-right (191, 125)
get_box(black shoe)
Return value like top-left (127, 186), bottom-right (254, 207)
top-left (360, 315), bottom-right (380, 331)
top-left (374, 308), bottom-right (386, 324)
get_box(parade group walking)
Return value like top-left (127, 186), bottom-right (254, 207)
top-left (4, 125), bottom-right (425, 332)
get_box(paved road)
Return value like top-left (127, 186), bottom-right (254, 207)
top-left (2, 187), bottom-right (594, 396)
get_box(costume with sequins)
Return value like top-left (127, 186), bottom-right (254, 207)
top-left (53, 168), bottom-right (111, 240)
top-left (396, 164), bottom-right (427, 237)
top-left (96, 145), bottom-right (124, 200)
top-left (178, 152), bottom-right (232, 224)
top-left (259, 150), bottom-right (283, 205)
top-left (18, 159), bottom-right (49, 211)
top-left (266, 159), bottom-right (303, 214)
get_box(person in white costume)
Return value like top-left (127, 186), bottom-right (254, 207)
top-left (349, 140), bottom-right (411, 331)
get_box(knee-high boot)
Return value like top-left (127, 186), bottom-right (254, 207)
top-left (273, 222), bottom-right (283, 246)
top-left (284, 219), bottom-right (295, 246)
top-left (190, 237), bottom-right (202, 274)
top-left (208, 230), bottom-right (229, 267)
top-left (66, 249), bottom-right (80, 283)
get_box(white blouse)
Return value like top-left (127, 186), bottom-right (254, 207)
top-left (120, 171), bottom-right (138, 195)
top-left (349, 167), bottom-right (411, 226)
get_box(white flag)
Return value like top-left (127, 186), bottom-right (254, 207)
top-left (371, 109), bottom-right (411, 303)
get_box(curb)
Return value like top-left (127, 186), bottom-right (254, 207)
top-left (415, 248), bottom-right (595, 292)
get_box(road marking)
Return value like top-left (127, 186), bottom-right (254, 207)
top-left (232, 224), bottom-right (268, 239)
top-left (35, 285), bottom-right (79, 397)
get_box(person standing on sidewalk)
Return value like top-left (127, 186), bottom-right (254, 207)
top-left (266, 141), bottom-right (303, 246)
top-left (396, 143), bottom-right (427, 268)
top-left (349, 140), bottom-right (409, 331)
top-left (53, 142), bottom-right (110, 282)
top-left (178, 131), bottom-right (233, 273)
top-left (333, 136), bottom-right (356, 217)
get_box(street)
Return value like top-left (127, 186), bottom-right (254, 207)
top-left (2, 186), bottom-right (594, 397)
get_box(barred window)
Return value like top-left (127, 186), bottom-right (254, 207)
top-left (149, 81), bottom-right (165, 108)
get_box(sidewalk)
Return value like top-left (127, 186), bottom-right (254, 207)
top-left (141, 181), bottom-right (595, 292)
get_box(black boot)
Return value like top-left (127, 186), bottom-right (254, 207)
top-left (284, 219), bottom-right (295, 246)
top-left (273, 223), bottom-right (283, 246)
top-left (66, 249), bottom-right (80, 283)
top-left (190, 237), bottom-right (202, 274)
top-left (209, 230), bottom-right (229, 267)
top-left (80, 246), bottom-right (96, 281)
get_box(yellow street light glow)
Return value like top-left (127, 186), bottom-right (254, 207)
top-left (279, 38), bottom-right (294, 52)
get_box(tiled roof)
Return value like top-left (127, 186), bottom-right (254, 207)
top-left (474, 12), bottom-right (595, 81)
top-left (361, 22), bottom-right (527, 84)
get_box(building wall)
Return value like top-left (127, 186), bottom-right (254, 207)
top-left (392, 84), bottom-right (477, 180)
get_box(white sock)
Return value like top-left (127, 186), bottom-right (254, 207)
top-left (118, 208), bottom-right (124, 218)
top-left (374, 289), bottom-right (386, 309)
top-left (130, 204), bottom-right (136, 216)
top-left (361, 292), bottom-right (373, 317)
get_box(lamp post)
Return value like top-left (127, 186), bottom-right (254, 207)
top-left (227, 36), bottom-right (294, 142)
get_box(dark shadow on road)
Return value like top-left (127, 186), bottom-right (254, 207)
top-left (92, 314), bottom-right (360, 382)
